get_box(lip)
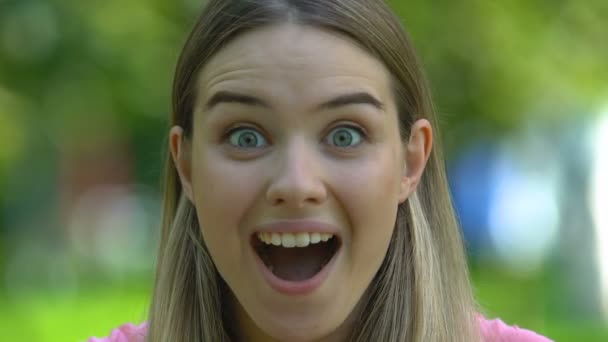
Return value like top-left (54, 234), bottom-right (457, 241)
top-left (250, 219), bottom-right (342, 296)
top-left (252, 240), bottom-right (341, 296)
top-left (252, 219), bottom-right (342, 236)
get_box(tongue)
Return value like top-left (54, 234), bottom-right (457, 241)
top-left (266, 243), bottom-right (331, 281)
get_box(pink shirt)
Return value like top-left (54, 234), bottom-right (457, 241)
top-left (88, 317), bottom-right (552, 341)
top-left (478, 316), bottom-right (553, 342)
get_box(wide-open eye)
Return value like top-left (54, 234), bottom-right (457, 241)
top-left (228, 127), bottom-right (268, 149)
top-left (325, 126), bottom-right (364, 148)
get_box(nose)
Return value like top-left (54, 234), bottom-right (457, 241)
top-left (265, 139), bottom-right (328, 208)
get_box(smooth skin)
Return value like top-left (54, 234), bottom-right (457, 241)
top-left (170, 23), bottom-right (432, 342)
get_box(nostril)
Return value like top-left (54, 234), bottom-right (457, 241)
top-left (265, 165), bottom-right (327, 206)
top-left (265, 183), bottom-right (327, 207)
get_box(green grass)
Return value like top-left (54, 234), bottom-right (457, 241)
top-left (471, 262), bottom-right (608, 341)
top-left (1, 269), bottom-right (607, 341)
top-left (0, 285), bottom-right (150, 342)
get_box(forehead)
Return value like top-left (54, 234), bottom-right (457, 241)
top-left (197, 23), bottom-right (393, 105)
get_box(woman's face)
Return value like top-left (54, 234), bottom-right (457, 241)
top-left (171, 23), bottom-right (431, 342)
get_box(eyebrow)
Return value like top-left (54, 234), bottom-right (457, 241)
top-left (204, 90), bottom-right (384, 111)
top-left (205, 91), bottom-right (270, 110)
top-left (316, 92), bottom-right (384, 111)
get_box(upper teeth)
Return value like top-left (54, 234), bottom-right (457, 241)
top-left (257, 232), bottom-right (334, 248)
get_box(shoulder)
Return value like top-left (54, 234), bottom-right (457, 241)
top-left (478, 315), bottom-right (552, 342)
top-left (88, 322), bottom-right (148, 342)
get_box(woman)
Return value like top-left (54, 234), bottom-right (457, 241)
top-left (90, 0), bottom-right (551, 341)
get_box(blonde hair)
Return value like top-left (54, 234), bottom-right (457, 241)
top-left (148, 0), bottom-right (480, 341)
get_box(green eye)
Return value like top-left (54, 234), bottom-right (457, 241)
top-left (228, 128), bottom-right (267, 148)
top-left (327, 126), bottom-right (363, 147)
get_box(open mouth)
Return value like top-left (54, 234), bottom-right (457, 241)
top-left (252, 232), bottom-right (340, 282)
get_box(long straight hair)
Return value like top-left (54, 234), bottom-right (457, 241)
top-left (148, 0), bottom-right (480, 341)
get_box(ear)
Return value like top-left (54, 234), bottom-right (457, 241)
top-left (398, 119), bottom-right (433, 203)
top-left (169, 125), bottom-right (194, 203)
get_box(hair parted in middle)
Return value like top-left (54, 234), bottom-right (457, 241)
top-left (148, 1), bottom-right (480, 341)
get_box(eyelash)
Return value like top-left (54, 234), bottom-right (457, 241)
top-left (222, 122), bottom-right (368, 149)
top-left (323, 123), bottom-right (367, 148)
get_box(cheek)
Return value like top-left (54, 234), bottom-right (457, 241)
top-left (190, 149), bottom-right (263, 267)
top-left (331, 150), bottom-right (402, 264)
top-left (335, 149), bottom-right (402, 220)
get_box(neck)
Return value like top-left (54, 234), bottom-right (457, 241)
top-left (231, 294), bottom-right (361, 342)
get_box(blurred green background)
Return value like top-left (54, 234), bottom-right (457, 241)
top-left (1, 0), bottom-right (607, 341)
